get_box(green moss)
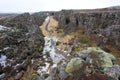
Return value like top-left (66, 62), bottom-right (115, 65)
top-left (80, 37), bottom-right (89, 43)
top-left (65, 58), bottom-right (83, 73)
top-left (75, 47), bottom-right (82, 52)
top-left (29, 74), bottom-right (37, 80)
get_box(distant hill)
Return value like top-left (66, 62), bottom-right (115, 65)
top-left (0, 13), bottom-right (18, 17)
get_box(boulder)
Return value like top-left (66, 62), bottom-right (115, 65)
top-left (47, 47), bottom-right (120, 80)
top-left (78, 47), bottom-right (115, 70)
top-left (65, 57), bottom-right (83, 73)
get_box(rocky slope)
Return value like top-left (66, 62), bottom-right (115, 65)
top-left (0, 13), bottom-right (46, 79)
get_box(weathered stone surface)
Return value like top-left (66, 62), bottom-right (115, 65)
top-left (78, 47), bottom-right (115, 70)
top-left (105, 25), bottom-right (120, 49)
top-left (0, 13), bottom-right (46, 79)
top-left (53, 9), bottom-right (120, 49)
top-left (65, 58), bottom-right (83, 73)
top-left (47, 47), bottom-right (120, 80)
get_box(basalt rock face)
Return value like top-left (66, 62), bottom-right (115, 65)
top-left (54, 10), bottom-right (78, 34)
top-left (105, 25), bottom-right (120, 49)
top-left (0, 13), bottom-right (45, 79)
top-left (54, 10), bottom-right (120, 49)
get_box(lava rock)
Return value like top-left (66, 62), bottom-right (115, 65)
top-left (0, 12), bottom-right (46, 79)
top-left (65, 58), bottom-right (83, 73)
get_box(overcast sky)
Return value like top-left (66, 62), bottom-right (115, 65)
top-left (0, 0), bottom-right (120, 13)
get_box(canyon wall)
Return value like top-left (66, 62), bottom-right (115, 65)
top-left (0, 13), bottom-right (46, 79)
top-left (54, 9), bottom-right (120, 49)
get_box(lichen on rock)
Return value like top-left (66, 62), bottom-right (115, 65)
top-left (65, 57), bottom-right (83, 73)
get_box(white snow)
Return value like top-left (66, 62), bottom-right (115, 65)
top-left (37, 36), bottom-right (65, 75)
top-left (0, 55), bottom-right (7, 67)
top-left (52, 64), bottom-right (57, 68)
top-left (42, 63), bottom-right (50, 73)
top-left (16, 64), bottom-right (20, 67)
top-left (45, 16), bottom-right (50, 23)
top-left (43, 55), bottom-right (47, 58)
top-left (3, 47), bottom-right (10, 50)
top-left (31, 59), bottom-right (34, 64)
top-left (37, 62), bottom-right (50, 75)
top-left (37, 62), bottom-right (57, 75)
top-left (37, 17), bottom-right (65, 76)
top-left (0, 25), bottom-right (10, 30)
top-left (43, 37), bottom-right (64, 63)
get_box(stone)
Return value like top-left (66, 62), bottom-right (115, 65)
top-left (105, 25), bottom-right (120, 49)
top-left (65, 57), bottom-right (83, 73)
top-left (80, 47), bottom-right (115, 60)
top-left (78, 47), bottom-right (115, 70)
top-left (101, 57), bottom-right (113, 70)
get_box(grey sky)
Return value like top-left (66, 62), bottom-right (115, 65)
top-left (0, 0), bottom-right (120, 13)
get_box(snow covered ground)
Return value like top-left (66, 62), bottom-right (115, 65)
top-left (43, 37), bottom-right (64, 63)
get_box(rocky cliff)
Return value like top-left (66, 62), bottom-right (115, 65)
top-left (53, 9), bottom-right (120, 50)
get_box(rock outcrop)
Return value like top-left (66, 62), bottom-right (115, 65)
top-left (0, 13), bottom-right (45, 79)
top-left (105, 25), bottom-right (120, 49)
top-left (65, 58), bottom-right (83, 73)
top-left (53, 9), bottom-right (120, 49)
top-left (46, 47), bottom-right (120, 80)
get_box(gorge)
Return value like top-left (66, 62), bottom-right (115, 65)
top-left (0, 6), bottom-right (120, 80)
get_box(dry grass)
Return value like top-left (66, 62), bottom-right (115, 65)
top-left (40, 16), bottom-right (61, 37)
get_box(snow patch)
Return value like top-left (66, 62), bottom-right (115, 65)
top-left (52, 64), bottom-right (57, 68)
top-left (0, 55), bottom-right (7, 67)
top-left (37, 62), bottom-right (50, 75)
top-left (0, 25), bottom-right (11, 30)
top-left (43, 37), bottom-right (64, 63)
top-left (3, 47), bottom-right (10, 50)
top-left (31, 59), bottom-right (34, 64)
top-left (45, 16), bottom-right (50, 23)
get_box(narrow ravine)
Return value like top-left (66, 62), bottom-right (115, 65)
top-left (44, 15), bottom-right (65, 63)
top-left (37, 15), bottom-right (66, 77)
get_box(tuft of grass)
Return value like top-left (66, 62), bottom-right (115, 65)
top-left (80, 37), bottom-right (89, 43)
